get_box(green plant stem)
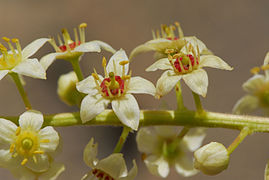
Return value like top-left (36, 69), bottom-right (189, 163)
top-left (227, 127), bottom-right (250, 155)
top-left (9, 73), bottom-right (32, 110)
top-left (175, 81), bottom-right (186, 111)
top-left (192, 91), bottom-right (203, 113)
top-left (70, 58), bottom-right (84, 81)
top-left (177, 127), bottom-right (190, 139)
top-left (113, 126), bottom-right (131, 153)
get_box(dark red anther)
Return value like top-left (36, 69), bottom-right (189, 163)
top-left (100, 76), bottom-right (125, 96)
top-left (59, 41), bottom-right (81, 52)
top-left (167, 37), bottom-right (179, 40)
top-left (173, 54), bottom-right (199, 72)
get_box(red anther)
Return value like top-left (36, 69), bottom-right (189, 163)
top-left (173, 54), bottom-right (198, 72)
top-left (100, 76), bottom-right (125, 96)
top-left (167, 37), bottom-right (179, 40)
top-left (92, 169), bottom-right (98, 175)
top-left (59, 41), bottom-right (81, 52)
top-left (97, 172), bottom-right (104, 178)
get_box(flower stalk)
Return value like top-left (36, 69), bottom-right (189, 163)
top-left (113, 126), bottom-right (131, 153)
top-left (192, 91), bottom-right (204, 113)
top-left (227, 127), bottom-right (250, 155)
top-left (175, 81), bottom-right (186, 111)
top-left (69, 58), bottom-right (84, 81)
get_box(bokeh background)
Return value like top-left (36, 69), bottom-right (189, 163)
top-left (0, 0), bottom-right (269, 179)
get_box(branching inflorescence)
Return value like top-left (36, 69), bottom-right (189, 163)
top-left (0, 22), bottom-right (268, 180)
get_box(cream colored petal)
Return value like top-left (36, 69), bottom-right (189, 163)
top-left (181, 36), bottom-right (208, 55)
top-left (39, 162), bottom-right (65, 180)
top-left (76, 74), bottom-right (103, 95)
top-left (10, 166), bottom-right (36, 180)
top-left (19, 110), bottom-right (43, 131)
top-left (12, 58), bottom-right (46, 79)
top-left (80, 94), bottom-right (109, 123)
top-left (145, 58), bottom-right (172, 72)
top-left (90, 40), bottom-right (116, 54)
top-left (26, 154), bottom-right (50, 173)
top-left (183, 69), bottom-right (208, 97)
top-left (242, 74), bottom-right (266, 94)
top-left (22, 38), bottom-right (49, 59)
top-left (154, 126), bottom-right (181, 138)
top-left (0, 70), bottom-right (9, 80)
top-left (39, 126), bottom-right (59, 152)
top-left (40, 52), bottom-right (64, 71)
top-left (136, 127), bottom-right (159, 154)
top-left (263, 52), bottom-right (269, 79)
top-left (182, 128), bottom-right (206, 152)
top-left (83, 138), bottom-right (98, 168)
top-left (119, 160), bottom-right (138, 180)
top-left (265, 160), bottom-right (269, 180)
top-left (232, 95), bottom-right (259, 115)
top-left (156, 70), bottom-right (182, 98)
top-left (0, 118), bottom-right (17, 143)
top-left (199, 55), bottom-right (233, 70)
top-left (112, 94), bottom-right (140, 130)
top-left (74, 41), bottom-right (101, 53)
top-left (106, 49), bottom-right (129, 76)
top-left (175, 155), bottom-right (199, 177)
top-left (144, 155), bottom-right (170, 178)
top-left (0, 149), bottom-right (12, 166)
top-left (96, 153), bottom-right (128, 178)
top-left (127, 76), bottom-right (156, 96)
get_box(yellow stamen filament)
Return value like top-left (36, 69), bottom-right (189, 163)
top-left (12, 38), bottom-right (22, 56)
top-left (119, 60), bottom-right (129, 77)
top-left (152, 30), bottom-right (156, 39)
top-left (49, 38), bottom-right (61, 52)
top-left (33, 155), bottom-right (37, 164)
top-left (165, 49), bottom-right (175, 54)
top-left (40, 139), bottom-right (50, 143)
top-left (250, 67), bottom-right (260, 74)
top-left (79, 23), bottom-right (87, 43)
top-left (161, 24), bottom-right (166, 38)
top-left (113, 59), bottom-right (117, 76)
top-left (74, 28), bottom-right (79, 45)
top-left (57, 34), bottom-right (63, 46)
top-left (175, 21), bottom-right (184, 38)
top-left (188, 58), bottom-right (193, 71)
top-left (102, 57), bottom-right (108, 77)
top-left (21, 158), bottom-right (28, 165)
top-left (92, 73), bottom-right (100, 80)
top-left (156, 30), bottom-right (160, 38)
top-left (9, 144), bottom-right (15, 153)
top-left (2, 37), bottom-right (16, 55)
top-left (15, 127), bottom-right (21, 136)
top-left (33, 150), bottom-right (44, 154)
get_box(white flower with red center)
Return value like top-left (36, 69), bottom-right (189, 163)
top-left (40, 23), bottom-right (116, 71)
top-left (82, 138), bottom-right (137, 180)
top-left (136, 126), bottom-right (206, 178)
top-left (129, 22), bottom-right (211, 60)
top-left (0, 37), bottom-right (48, 80)
top-left (76, 49), bottom-right (156, 130)
top-left (0, 110), bottom-right (60, 179)
top-left (146, 45), bottom-right (233, 98)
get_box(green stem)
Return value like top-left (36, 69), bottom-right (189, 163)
top-left (192, 91), bottom-right (203, 113)
top-left (177, 127), bottom-right (190, 139)
top-left (113, 126), bottom-right (131, 153)
top-left (227, 127), bottom-right (250, 155)
top-left (70, 58), bottom-right (84, 81)
top-left (9, 73), bottom-right (32, 110)
top-left (175, 81), bottom-right (186, 111)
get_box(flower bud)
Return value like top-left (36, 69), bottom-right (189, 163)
top-left (194, 142), bottom-right (229, 175)
top-left (57, 71), bottom-right (81, 106)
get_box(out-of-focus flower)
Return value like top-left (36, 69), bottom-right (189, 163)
top-left (82, 138), bottom-right (137, 180)
top-left (0, 110), bottom-right (60, 179)
top-left (265, 160), bottom-right (269, 180)
top-left (136, 126), bottom-right (206, 178)
top-left (194, 142), bottom-right (229, 175)
top-left (0, 37), bottom-right (48, 80)
top-left (129, 22), bottom-right (211, 60)
top-left (40, 23), bottom-right (116, 71)
top-left (233, 52), bottom-right (269, 115)
top-left (76, 49), bottom-right (155, 130)
top-left (146, 45), bottom-right (233, 98)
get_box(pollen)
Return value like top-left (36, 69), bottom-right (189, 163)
top-left (2, 37), bottom-right (10, 42)
top-left (250, 66), bottom-right (260, 74)
top-left (15, 127), bottom-right (21, 136)
top-left (261, 65), bottom-right (269, 71)
top-left (21, 158), bottom-right (28, 166)
top-left (79, 23), bottom-right (87, 28)
top-left (119, 60), bottom-right (129, 66)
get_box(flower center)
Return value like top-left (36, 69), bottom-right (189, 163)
top-left (259, 90), bottom-right (269, 107)
top-left (92, 169), bottom-right (115, 180)
top-left (59, 41), bottom-right (81, 52)
top-left (100, 72), bottom-right (125, 97)
top-left (173, 54), bottom-right (199, 73)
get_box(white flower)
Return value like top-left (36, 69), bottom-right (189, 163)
top-left (136, 126), bottom-right (206, 178)
top-left (82, 138), bottom-right (137, 180)
top-left (0, 37), bottom-right (48, 80)
top-left (76, 49), bottom-right (156, 130)
top-left (265, 160), bottom-right (269, 180)
top-left (146, 45), bottom-right (233, 98)
top-left (0, 110), bottom-right (60, 179)
top-left (129, 22), bottom-right (211, 60)
top-left (233, 52), bottom-right (269, 115)
top-left (40, 23), bottom-right (116, 71)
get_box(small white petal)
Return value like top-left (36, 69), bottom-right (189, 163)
top-left (232, 95), bottom-right (259, 115)
top-left (106, 49), bottom-right (129, 76)
top-left (10, 166), bottom-right (36, 180)
top-left (199, 55), bottom-right (233, 70)
top-left (74, 41), bottom-right (101, 53)
top-left (127, 76), bottom-right (156, 96)
top-left (144, 155), bottom-right (170, 178)
top-left (0, 118), bottom-right (17, 143)
top-left (242, 74), bottom-right (266, 94)
top-left (136, 127), bottom-right (159, 154)
top-left (76, 74), bottom-right (103, 95)
top-left (39, 162), bottom-right (65, 180)
top-left (145, 58), bottom-right (173, 72)
top-left (80, 94), bottom-right (109, 123)
top-left (156, 70), bottom-right (182, 98)
top-left (0, 149), bottom-right (12, 166)
top-left (83, 138), bottom-right (98, 168)
top-left (265, 160), bottom-right (269, 180)
top-left (96, 153), bottom-right (128, 178)
top-left (119, 160), bottom-right (138, 180)
top-left (263, 52), bottom-right (269, 79)
top-left (26, 154), bottom-right (50, 172)
top-left (90, 40), bottom-right (116, 54)
top-left (154, 126), bottom-right (181, 138)
top-left (12, 58), bottom-right (46, 79)
top-left (129, 44), bottom-right (155, 60)
top-left (0, 70), bottom-right (9, 80)
top-left (40, 52), bottom-right (64, 71)
top-left (112, 94), bottom-right (140, 130)
top-left (22, 38), bottom-right (49, 59)
top-left (39, 126), bottom-right (59, 152)
top-left (182, 128), bottom-right (206, 152)
top-left (19, 110), bottom-right (43, 131)
top-left (175, 155), bottom-right (198, 177)
top-left (181, 36), bottom-right (208, 54)
top-left (183, 69), bottom-right (208, 97)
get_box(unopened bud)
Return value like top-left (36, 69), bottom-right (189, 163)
top-left (194, 142), bottom-right (229, 175)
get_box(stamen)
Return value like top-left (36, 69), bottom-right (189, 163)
top-left (57, 34), bottom-right (64, 46)
top-left (33, 155), bottom-right (37, 164)
top-left (169, 25), bottom-right (175, 39)
top-left (250, 67), bottom-right (260, 74)
top-left (188, 58), bottom-right (193, 71)
top-left (12, 153), bottom-right (18, 158)
top-left (15, 127), bottom-right (21, 136)
top-left (61, 29), bottom-right (72, 51)
top-left (161, 24), bottom-right (166, 38)
top-left (152, 30), bottom-right (156, 39)
top-left (11, 38), bottom-right (22, 56)
top-left (192, 47), bottom-right (197, 66)
top-left (49, 38), bottom-right (61, 52)
top-left (79, 23), bottom-right (87, 43)
top-left (102, 57), bottom-right (108, 77)
top-left (92, 73), bottom-right (100, 80)
top-left (9, 143), bottom-right (15, 153)
top-left (165, 49), bottom-right (175, 54)
top-left (156, 30), bottom-right (160, 38)
top-left (261, 65), bottom-right (269, 71)
top-left (40, 139), bottom-right (50, 143)
top-left (33, 150), bottom-right (44, 154)
top-left (2, 37), bottom-right (16, 55)
top-left (119, 60), bottom-right (129, 77)
top-left (21, 158), bottom-right (28, 165)
top-left (175, 22), bottom-right (184, 38)
top-left (74, 28), bottom-right (79, 45)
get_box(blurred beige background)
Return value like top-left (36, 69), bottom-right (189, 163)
top-left (0, 0), bottom-right (269, 179)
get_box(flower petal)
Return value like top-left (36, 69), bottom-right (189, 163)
top-left (145, 58), bottom-right (172, 72)
top-left (90, 40), bottom-right (116, 54)
top-left (144, 155), bottom-right (170, 178)
top-left (74, 41), bottom-right (101, 53)
top-left (0, 149), bottom-right (12, 166)
top-left (263, 52), bottom-right (269, 79)
top-left (39, 126), bottom-right (59, 152)
top-left (127, 76), bottom-right (156, 96)
top-left (181, 36), bottom-right (208, 55)
top-left (183, 69), bottom-right (208, 97)
top-left (232, 95), bottom-right (259, 115)
top-left (12, 58), bottom-right (46, 79)
top-left (10, 166), bottom-right (36, 180)
top-left (0, 118), bottom-right (17, 144)
top-left (0, 70), bottom-right (9, 80)
top-left (156, 70), bottom-right (182, 98)
top-left (242, 74), bottom-right (266, 94)
top-left (26, 154), bottom-right (50, 172)
top-left (40, 52), bottom-right (64, 71)
top-left (265, 160), bottom-right (269, 180)
top-left (96, 153), bottom-right (128, 178)
top-left (22, 38), bottom-right (49, 59)
top-left (199, 55), bottom-right (233, 70)
top-left (80, 94), bottom-right (109, 123)
top-left (136, 127), bottom-right (159, 154)
top-left (175, 155), bottom-right (199, 177)
top-left (19, 110), bottom-right (43, 131)
top-left (112, 94), bottom-right (140, 130)
top-left (40, 162), bottom-right (65, 180)
top-left (76, 74), bottom-right (104, 95)
top-left (83, 138), bottom-right (98, 168)
top-left (106, 49), bottom-right (129, 76)
top-left (182, 128), bottom-right (206, 152)
top-left (119, 160), bottom-right (138, 180)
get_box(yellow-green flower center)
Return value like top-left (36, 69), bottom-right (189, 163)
top-left (162, 139), bottom-right (181, 162)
